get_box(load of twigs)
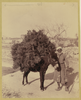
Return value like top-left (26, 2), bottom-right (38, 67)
top-left (11, 30), bottom-right (56, 69)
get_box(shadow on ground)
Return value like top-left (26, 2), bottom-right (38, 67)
top-left (45, 72), bottom-right (54, 80)
top-left (2, 67), bottom-right (20, 76)
top-left (23, 78), bottom-right (40, 86)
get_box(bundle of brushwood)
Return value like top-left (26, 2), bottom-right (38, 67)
top-left (11, 30), bottom-right (56, 69)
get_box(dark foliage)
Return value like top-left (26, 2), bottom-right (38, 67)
top-left (11, 30), bottom-right (56, 69)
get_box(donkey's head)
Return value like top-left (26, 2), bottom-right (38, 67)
top-left (48, 52), bottom-right (58, 67)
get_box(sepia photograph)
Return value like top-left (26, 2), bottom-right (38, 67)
top-left (2, 1), bottom-right (80, 98)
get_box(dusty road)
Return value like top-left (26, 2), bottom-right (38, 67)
top-left (2, 64), bottom-right (79, 98)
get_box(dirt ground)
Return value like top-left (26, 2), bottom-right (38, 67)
top-left (2, 44), bottom-right (80, 98)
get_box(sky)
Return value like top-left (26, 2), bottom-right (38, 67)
top-left (2, 2), bottom-right (78, 38)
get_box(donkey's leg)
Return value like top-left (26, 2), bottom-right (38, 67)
top-left (22, 71), bottom-right (26, 85)
top-left (40, 70), bottom-right (45, 91)
top-left (26, 71), bottom-right (30, 84)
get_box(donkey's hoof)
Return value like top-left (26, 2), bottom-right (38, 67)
top-left (22, 81), bottom-right (24, 85)
top-left (40, 87), bottom-right (44, 91)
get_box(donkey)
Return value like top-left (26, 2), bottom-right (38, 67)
top-left (20, 53), bottom-right (58, 91)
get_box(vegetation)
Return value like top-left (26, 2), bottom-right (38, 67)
top-left (11, 30), bottom-right (56, 69)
